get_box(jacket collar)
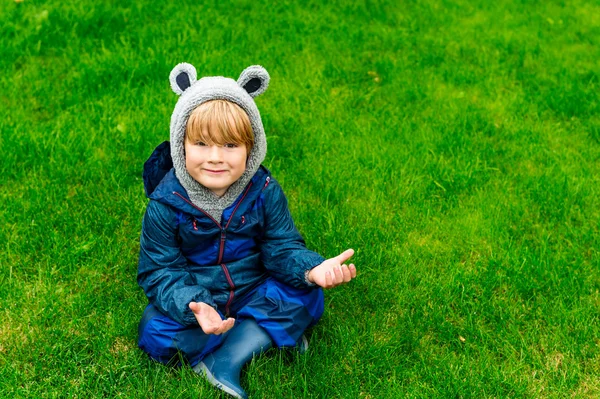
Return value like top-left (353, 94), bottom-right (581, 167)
top-left (149, 165), bottom-right (270, 222)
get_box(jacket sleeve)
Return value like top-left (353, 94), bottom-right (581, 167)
top-left (137, 200), bottom-right (215, 326)
top-left (260, 180), bottom-right (325, 288)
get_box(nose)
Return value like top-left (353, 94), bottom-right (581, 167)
top-left (207, 145), bottom-right (223, 163)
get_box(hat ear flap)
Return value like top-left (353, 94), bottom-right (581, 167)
top-left (169, 63), bottom-right (197, 95)
top-left (237, 65), bottom-right (270, 98)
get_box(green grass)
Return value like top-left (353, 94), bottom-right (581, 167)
top-left (1, 0), bottom-right (600, 397)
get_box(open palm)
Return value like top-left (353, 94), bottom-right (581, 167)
top-left (189, 302), bottom-right (235, 335)
top-left (307, 248), bottom-right (357, 289)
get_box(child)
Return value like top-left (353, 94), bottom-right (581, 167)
top-left (137, 63), bottom-right (357, 398)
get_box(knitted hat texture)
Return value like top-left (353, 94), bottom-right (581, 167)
top-left (168, 63), bottom-right (270, 221)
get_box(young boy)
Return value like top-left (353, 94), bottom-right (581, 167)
top-left (137, 63), bottom-right (356, 398)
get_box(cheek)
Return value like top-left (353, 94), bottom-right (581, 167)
top-left (185, 148), bottom-right (202, 164)
top-left (240, 149), bottom-right (249, 168)
top-left (238, 154), bottom-right (248, 170)
top-left (185, 152), bottom-right (193, 167)
top-left (185, 153), bottom-right (203, 172)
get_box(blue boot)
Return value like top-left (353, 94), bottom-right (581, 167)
top-left (194, 319), bottom-right (272, 399)
top-left (297, 334), bottom-right (309, 354)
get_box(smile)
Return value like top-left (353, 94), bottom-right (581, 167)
top-left (204, 169), bottom-right (227, 174)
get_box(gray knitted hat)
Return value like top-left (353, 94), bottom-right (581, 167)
top-left (168, 63), bottom-right (270, 221)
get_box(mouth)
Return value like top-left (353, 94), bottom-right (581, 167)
top-left (203, 169), bottom-right (227, 174)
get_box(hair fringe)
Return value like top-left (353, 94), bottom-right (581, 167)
top-left (185, 100), bottom-right (254, 152)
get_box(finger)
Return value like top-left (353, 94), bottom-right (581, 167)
top-left (220, 317), bottom-right (234, 329)
top-left (334, 248), bottom-right (355, 264)
top-left (202, 324), bottom-right (218, 335)
top-left (325, 271), bottom-right (333, 288)
top-left (333, 266), bottom-right (343, 286)
top-left (213, 319), bottom-right (230, 335)
top-left (214, 322), bottom-right (228, 335)
top-left (189, 302), bottom-right (199, 312)
top-left (223, 318), bottom-right (235, 333)
top-left (349, 264), bottom-right (357, 278)
top-left (341, 264), bottom-right (352, 283)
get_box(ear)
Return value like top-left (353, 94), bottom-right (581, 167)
top-left (169, 63), bottom-right (197, 95)
top-left (237, 65), bottom-right (270, 98)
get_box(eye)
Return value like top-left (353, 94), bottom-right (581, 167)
top-left (224, 143), bottom-right (239, 148)
top-left (195, 141), bottom-right (207, 146)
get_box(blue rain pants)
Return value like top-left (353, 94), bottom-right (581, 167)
top-left (138, 277), bottom-right (324, 366)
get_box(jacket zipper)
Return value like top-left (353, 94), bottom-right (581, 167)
top-left (172, 182), bottom-right (254, 317)
top-left (221, 263), bottom-right (235, 315)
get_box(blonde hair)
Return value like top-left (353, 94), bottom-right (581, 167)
top-left (185, 100), bottom-right (254, 152)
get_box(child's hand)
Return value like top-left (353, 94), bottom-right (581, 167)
top-left (189, 302), bottom-right (235, 335)
top-left (307, 249), bottom-right (357, 289)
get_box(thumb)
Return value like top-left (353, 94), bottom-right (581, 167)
top-left (189, 302), bottom-right (200, 313)
top-left (334, 248), bottom-right (355, 264)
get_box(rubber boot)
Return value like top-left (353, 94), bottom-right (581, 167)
top-left (297, 334), bottom-right (309, 354)
top-left (194, 319), bottom-right (272, 399)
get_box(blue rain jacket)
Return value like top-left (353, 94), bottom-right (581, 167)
top-left (138, 142), bottom-right (324, 327)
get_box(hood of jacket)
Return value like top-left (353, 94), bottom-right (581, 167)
top-left (166, 63), bottom-right (270, 220)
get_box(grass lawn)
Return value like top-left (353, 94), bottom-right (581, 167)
top-left (1, 0), bottom-right (599, 397)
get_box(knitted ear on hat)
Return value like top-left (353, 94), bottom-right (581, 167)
top-left (237, 65), bottom-right (270, 98)
top-left (169, 63), bottom-right (197, 95)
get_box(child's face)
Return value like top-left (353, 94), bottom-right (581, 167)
top-left (184, 138), bottom-right (248, 197)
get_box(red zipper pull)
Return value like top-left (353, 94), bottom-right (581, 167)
top-left (241, 216), bottom-right (245, 224)
top-left (193, 219), bottom-right (198, 230)
top-left (263, 176), bottom-right (271, 190)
